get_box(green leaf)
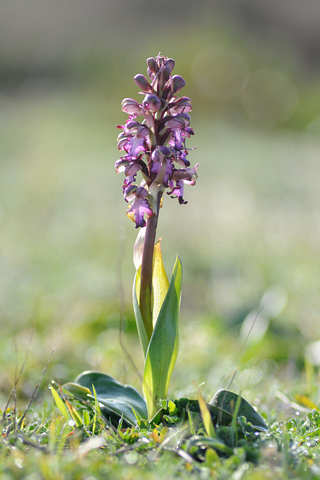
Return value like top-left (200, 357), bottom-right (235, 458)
top-left (210, 389), bottom-right (268, 432)
top-left (152, 240), bottom-right (169, 328)
top-left (50, 386), bottom-right (70, 421)
top-left (65, 371), bottom-right (148, 426)
top-left (62, 383), bottom-right (92, 402)
top-left (83, 409), bottom-right (90, 427)
top-left (143, 255), bottom-right (182, 420)
top-left (133, 266), bottom-right (149, 358)
top-left (68, 403), bottom-right (83, 427)
top-left (154, 398), bottom-right (234, 427)
top-left (188, 436), bottom-right (233, 456)
top-left (92, 384), bottom-right (101, 435)
top-left (197, 389), bottom-right (216, 438)
top-left (176, 398), bottom-right (233, 425)
top-left (133, 240), bottom-right (169, 357)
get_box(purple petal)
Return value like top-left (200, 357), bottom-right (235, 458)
top-left (125, 162), bottom-right (142, 176)
top-left (121, 98), bottom-right (143, 115)
top-left (134, 74), bottom-right (153, 93)
top-left (151, 158), bottom-right (173, 186)
top-left (167, 180), bottom-right (187, 204)
top-left (129, 135), bottom-right (146, 157)
top-left (168, 97), bottom-right (192, 114)
top-left (182, 127), bottom-right (194, 138)
top-left (164, 117), bottom-right (186, 130)
top-left (142, 94), bottom-right (161, 112)
top-left (123, 175), bottom-right (136, 196)
top-left (127, 188), bottom-right (153, 228)
top-left (176, 150), bottom-right (190, 167)
top-left (173, 129), bottom-right (183, 150)
top-left (115, 158), bottom-right (129, 173)
top-left (172, 75), bottom-right (186, 93)
top-left (172, 163), bottom-right (199, 183)
top-left (117, 135), bottom-right (129, 151)
top-left (164, 58), bottom-right (175, 73)
top-left (125, 120), bottom-right (142, 130)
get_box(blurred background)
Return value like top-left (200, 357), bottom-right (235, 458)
top-left (1, 0), bottom-right (320, 409)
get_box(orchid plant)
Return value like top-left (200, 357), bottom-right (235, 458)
top-left (54, 54), bottom-right (268, 436)
top-left (115, 54), bottom-right (198, 419)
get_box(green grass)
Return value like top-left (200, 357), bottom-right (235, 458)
top-left (2, 382), bottom-right (320, 479)
top-left (1, 79), bottom-right (320, 478)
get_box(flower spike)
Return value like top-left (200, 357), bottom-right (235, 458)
top-left (115, 54), bottom-right (198, 228)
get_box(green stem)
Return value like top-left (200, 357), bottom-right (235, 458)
top-left (139, 194), bottom-right (160, 340)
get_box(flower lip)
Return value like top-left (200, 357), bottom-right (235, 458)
top-left (167, 180), bottom-right (187, 204)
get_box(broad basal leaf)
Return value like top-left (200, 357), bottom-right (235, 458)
top-left (210, 389), bottom-right (268, 432)
top-left (63, 371), bottom-right (148, 426)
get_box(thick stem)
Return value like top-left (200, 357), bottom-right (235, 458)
top-left (139, 211), bottom-right (158, 340)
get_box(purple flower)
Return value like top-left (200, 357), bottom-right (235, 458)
top-left (168, 164), bottom-right (199, 204)
top-left (116, 54), bottom-right (198, 228)
top-left (126, 186), bottom-right (153, 228)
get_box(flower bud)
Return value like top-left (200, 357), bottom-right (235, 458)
top-left (121, 98), bottom-right (143, 115)
top-left (158, 66), bottom-right (171, 94)
top-left (146, 57), bottom-right (156, 73)
top-left (142, 94), bottom-right (161, 112)
top-left (134, 74), bottom-right (152, 93)
top-left (164, 58), bottom-right (175, 73)
top-left (172, 75), bottom-right (186, 93)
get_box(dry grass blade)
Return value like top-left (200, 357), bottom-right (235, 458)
top-left (2, 329), bottom-right (34, 423)
top-left (18, 332), bottom-right (62, 427)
